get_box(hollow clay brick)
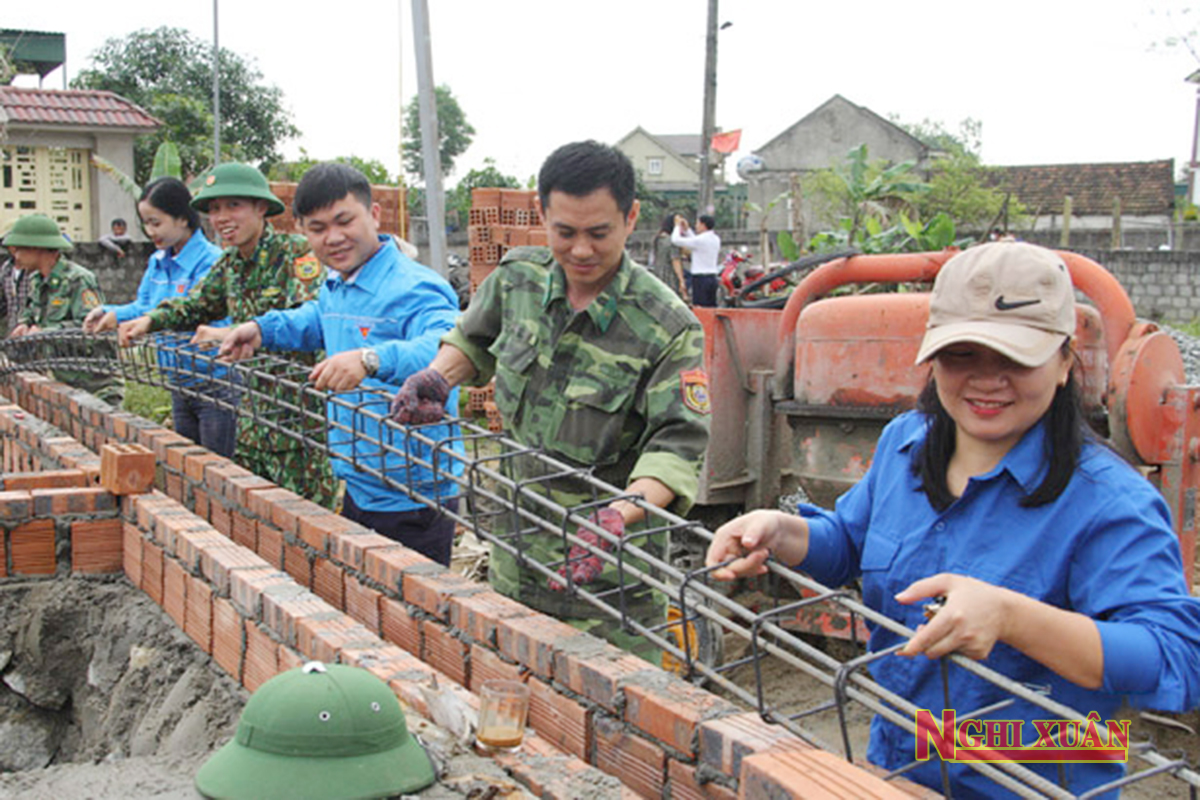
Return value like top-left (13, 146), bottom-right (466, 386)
top-left (243, 620), bottom-right (280, 693)
top-left (312, 558), bottom-right (346, 610)
top-left (593, 714), bottom-right (666, 798)
top-left (344, 574), bottom-right (382, 635)
top-left (6, 469), bottom-right (89, 491)
top-left (528, 675), bottom-right (590, 761)
top-left (186, 577), bottom-right (214, 653)
top-left (379, 597), bottom-right (421, 656)
top-left (163, 556), bottom-right (188, 628)
top-left (71, 518), bottom-right (123, 574)
top-left (421, 621), bottom-right (468, 686)
top-left (211, 596), bottom-right (244, 680)
top-left (738, 747), bottom-right (913, 800)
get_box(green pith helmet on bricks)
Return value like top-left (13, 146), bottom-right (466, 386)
top-left (191, 162), bottom-right (286, 217)
top-left (195, 662), bottom-right (436, 799)
top-left (2, 214), bottom-right (72, 251)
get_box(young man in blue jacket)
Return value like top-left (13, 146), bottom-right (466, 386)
top-left (218, 163), bottom-right (463, 564)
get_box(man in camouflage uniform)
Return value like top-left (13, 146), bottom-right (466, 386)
top-left (393, 141), bottom-right (710, 660)
top-left (118, 164), bottom-right (337, 508)
top-left (5, 214), bottom-right (124, 405)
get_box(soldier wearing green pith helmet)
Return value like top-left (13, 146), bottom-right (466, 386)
top-left (392, 141), bottom-right (711, 663)
top-left (117, 163), bottom-right (337, 508)
top-left (4, 213), bottom-right (124, 405)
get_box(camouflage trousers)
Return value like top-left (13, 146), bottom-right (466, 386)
top-left (235, 417), bottom-right (338, 510)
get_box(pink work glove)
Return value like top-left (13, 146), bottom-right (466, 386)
top-left (390, 368), bottom-right (451, 425)
top-left (550, 507), bottom-right (625, 590)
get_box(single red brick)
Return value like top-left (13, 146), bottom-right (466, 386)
top-left (344, 574), bottom-right (382, 634)
top-left (329, 528), bottom-right (395, 571)
top-left (363, 544), bottom-right (432, 593)
top-left (277, 644), bottom-right (305, 672)
top-left (201, 545), bottom-right (273, 596)
top-left (192, 486), bottom-right (211, 523)
top-left (134, 491), bottom-right (177, 532)
top-left (11, 519), bottom-right (65, 578)
top-left (153, 510), bottom-right (207, 556)
top-left (272, 497), bottom-right (333, 539)
top-left (152, 433), bottom-right (195, 464)
top-left (163, 556), bottom-right (188, 629)
top-left (666, 759), bottom-right (737, 800)
top-left (100, 443), bottom-right (156, 496)
top-left (448, 589), bottom-right (531, 648)
top-left (551, 637), bottom-right (651, 714)
top-left (173, 527), bottom-right (232, 573)
top-left (284, 543), bottom-right (313, 589)
top-left (183, 451), bottom-right (226, 484)
top-left (498, 613), bottom-right (592, 682)
top-left (379, 597), bottom-right (421, 656)
top-left (231, 511), bottom-right (257, 551)
top-left (211, 596), bottom-right (244, 680)
top-left (165, 472), bottom-right (185, 503)
top-left (0, 489), bottom-right (32, 521)
top-left (123, 522), bottom-right (143, 586)
top-left (226, 474), bottom-right (278, 508)
top-left (700, 712), bottom-right (812, 780)
top-left (230, 567), bottom-right (293, 618)
top-left (296, 510), bottom-right (357, 552)
top-left (623, 676), bottom-right (740, 758)
top-left (402, 568), bottom-right (482, 622)
top-left (248, 488), bottom-right (301, 527)
top-left (262, 588), bottom-right (334, 648)
top-left (422, 621), bottom-right (468, 685)
top-left (528, 676), bottom-right (590, 761)
top-left (186, 577), bottom-right (214, 653)
top-left (6, 469), bottom-right (89, 491)
top-left (256, 522), bottom-right (285, 568)
top-left (739, 747), bottom-right (912, 800)
top-left (468, 644), bottom-right (524, 692)
top-left (312, 558), bottom-right (346, 610)
top-left (210, 499), bottom-right (232, 537)
top-left (203, 460), bottom-right (255, 496)
top-left (295, 613), bottom-right (375, 664)
top-left (142, 540), bottom-right (165, 605)
top-left (593, 714), bottom-right (666, 798)
top-left (71, 518), bottom-right (123, 574)
top-left (165, 443), bottom-right (205, 473)
top-left (243, 620), bottom-right (281, 693)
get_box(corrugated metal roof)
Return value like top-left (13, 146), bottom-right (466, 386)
top-left (0, 86), bottom-right (160, 130)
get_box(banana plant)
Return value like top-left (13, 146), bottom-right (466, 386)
top-left (91, 141), bottom-right (183, 199)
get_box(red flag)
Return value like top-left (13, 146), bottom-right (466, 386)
top-left (710, 129), bottom-right (742, 154)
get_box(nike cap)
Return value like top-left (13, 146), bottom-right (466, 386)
top-left (916, 241), bottom-right (1075, 368)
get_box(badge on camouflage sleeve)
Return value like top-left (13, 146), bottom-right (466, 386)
top-left (80, 289), bottom-right (100, 310)
top-left (293, 254), bottom-right (321, 283)
top-left (679, 368), bottom-right (711, 414)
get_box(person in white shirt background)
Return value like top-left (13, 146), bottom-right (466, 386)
top-left (671, 213), bottom-right (720, 307)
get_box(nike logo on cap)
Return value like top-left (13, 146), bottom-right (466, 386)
top-left (994, 296), bottom-right (1040, 311)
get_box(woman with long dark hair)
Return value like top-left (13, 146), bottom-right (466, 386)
top-left (649, 212), bottom-right (687, 300)
top-left (84, 178), bottom-right (237, 456)
top-left (707, 242), bottom-right (1200, 797)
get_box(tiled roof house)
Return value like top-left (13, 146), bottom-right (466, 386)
top-left (0, 86), bottom-right (160, 242)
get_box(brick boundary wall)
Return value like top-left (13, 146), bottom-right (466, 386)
top-left (0, 370), bottom-right (935, 800)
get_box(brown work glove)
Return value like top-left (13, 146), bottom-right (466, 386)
top-left (390, 368), bottom-right (451, 425)
top-left (550, 507), bottom-right (625, 590)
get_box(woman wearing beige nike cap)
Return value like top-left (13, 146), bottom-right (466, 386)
top-left (707, 241), bottom-right (1200, 797)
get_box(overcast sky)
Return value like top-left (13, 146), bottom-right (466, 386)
top-left (9, 1), bottom-right (1200, 186)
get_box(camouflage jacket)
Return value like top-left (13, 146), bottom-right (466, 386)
top-left (443, 246), bottom-right (710, 514)
top-left (20, 256), bottom-right (104, 328)
top-left (145, 225), bottom-right (324, 332)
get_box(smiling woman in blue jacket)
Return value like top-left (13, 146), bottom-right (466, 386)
top-left (706, 242), bottom-right (1200, 799)
top-left (84, 177), bottom-right (236, 456)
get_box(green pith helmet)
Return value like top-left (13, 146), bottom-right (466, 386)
top-left (191, 162), bottom-right (285, 217)
top-left (2, 214), bottom-right (72, 251)
top-left (195, 662), bottom-right (436, 800)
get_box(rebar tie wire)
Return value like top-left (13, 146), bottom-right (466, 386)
top-left (3, 329), bottom-right (1198, 799)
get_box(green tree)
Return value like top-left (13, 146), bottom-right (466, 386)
top-left (895, 117), bottom-right (1021, 233)
top-left (402, 85), bottom-right (475, 180)
top-left (72, 27), bottom-right (299, 184)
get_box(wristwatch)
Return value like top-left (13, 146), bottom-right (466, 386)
top-left (360, 348), bottom-right (380, 377)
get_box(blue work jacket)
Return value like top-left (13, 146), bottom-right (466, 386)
top-left (104, 231), bottom-right (229, 385)
top-left (256, 237), bottom-right (463, 512)
top-left (800, 411), bottom-right (1200, 799)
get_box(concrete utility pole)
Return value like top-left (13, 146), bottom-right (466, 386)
top-left (1188, 70), bottom-right (1200, 205)
top-left (212, 0), bottom-right (221, 166)
top-left (697, 0), bottom-right (718, 216)
top-left (411, 0), bottom-right (447, 276)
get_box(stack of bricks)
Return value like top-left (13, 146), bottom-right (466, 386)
top-left (467, 188), bottom-right (547, 296)
top-left (0, 370), bottom-right (937, 800)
